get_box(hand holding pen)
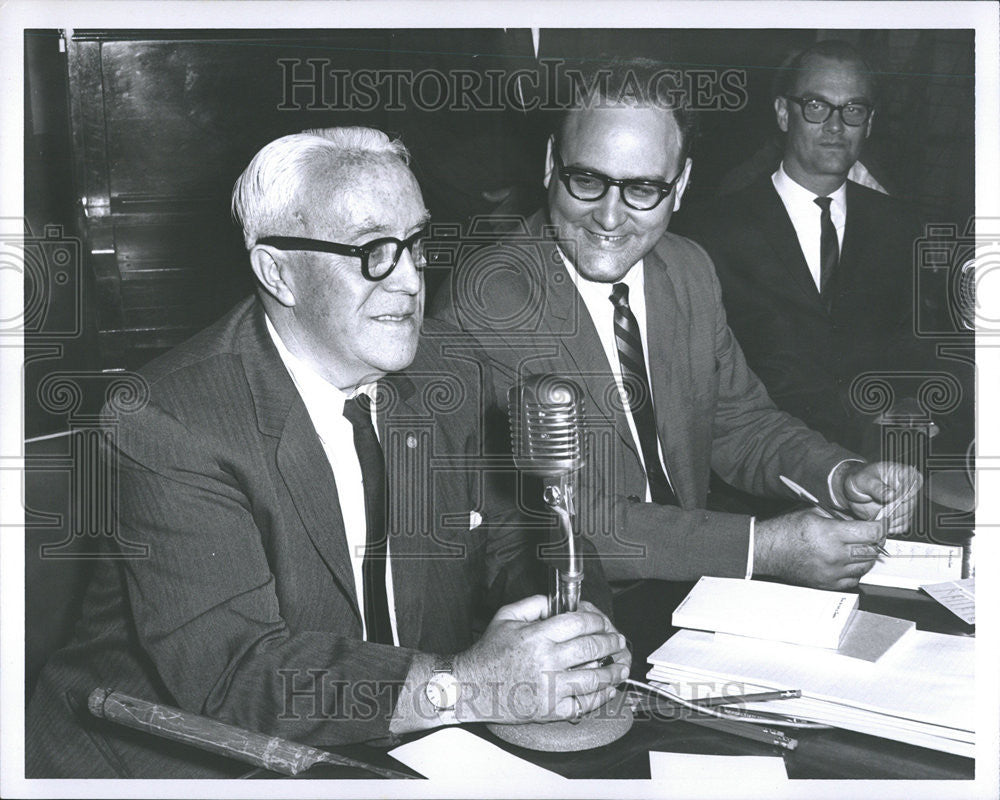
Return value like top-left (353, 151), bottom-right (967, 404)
top-left (779, 475), bottom-right (890, 557)
top-left (837, 462), bottom-right (923, 536)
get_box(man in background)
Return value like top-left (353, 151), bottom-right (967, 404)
top-left (681, 41), bottom-right (933, 458)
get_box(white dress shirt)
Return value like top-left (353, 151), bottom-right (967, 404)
top-left (772, 162), bottom-right (847, 291)
top-left (558, 250), bottom-right (755, 579)
top-left (266, 316), bottom-right (399, 644)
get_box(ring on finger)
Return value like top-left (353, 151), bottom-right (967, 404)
top-left (570, 695), bottom-right (584, 724)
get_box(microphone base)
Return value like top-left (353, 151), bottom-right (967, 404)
top-left (485, 691), bottom-right (633, 752)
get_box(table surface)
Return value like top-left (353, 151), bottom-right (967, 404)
top-left (289, 579), bottom-right (974, 781)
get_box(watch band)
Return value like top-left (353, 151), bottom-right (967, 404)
top-left (432, 655), bottom-right (455, 677)
top-left (425, 655), bottom-right (459, 725)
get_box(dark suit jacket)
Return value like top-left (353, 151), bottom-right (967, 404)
top-left (430, 212), bottom-right (857, 582)
top-left (25, 297), bottom-right (548, 778)
top-left (679, 177), bottom-right (928, 455)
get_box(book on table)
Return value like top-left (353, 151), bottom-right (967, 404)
top-left (671, 576), bottom-right (858, 649)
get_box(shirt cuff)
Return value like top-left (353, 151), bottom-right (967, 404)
top-left (745, 516), bottom-right (755, 579)
top-left (828, 458), bottom-right (866, 507)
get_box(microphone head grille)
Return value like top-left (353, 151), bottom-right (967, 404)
top-left (508, 374), bottom-right (584, 476)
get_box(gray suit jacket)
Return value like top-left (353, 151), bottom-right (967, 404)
top-left (431, 211), bottom-right (858, 581)
top-left (26, 297), bottom-right (545, 778)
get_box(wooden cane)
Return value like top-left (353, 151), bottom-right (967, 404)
top-left (88, 688), bottom-right (414, 779)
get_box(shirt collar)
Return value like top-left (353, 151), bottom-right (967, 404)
top-left (264, 314), bottom-right (377, 416)
top-left (774, 162), bottom-right (847, 208)
top-left (557, 246), bottom-right (645, 305)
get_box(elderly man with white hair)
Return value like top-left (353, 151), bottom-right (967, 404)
top-left (26, 127), bottom-right (628, 778)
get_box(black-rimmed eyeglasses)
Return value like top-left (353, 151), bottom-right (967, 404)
top-left (552, 148), bottom-right (684, 211)
top-left (256, 225), bottom-right (428, 282)
top-left (784, 95), bottom-right (874, 127)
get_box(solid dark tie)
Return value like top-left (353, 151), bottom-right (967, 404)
top-left (609, 283), bottom-right (678, 506)
top-left (814, 196), bottom-right (839, 300)
top-left (343, 392), bottom-right (393, 645)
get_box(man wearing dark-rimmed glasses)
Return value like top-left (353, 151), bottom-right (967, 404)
top-left (434, 57), bottom-right (921, 592)
top-left (683, 40), bottom-right (938, 460)
top-left (26, 126), bottom-right (629, 777)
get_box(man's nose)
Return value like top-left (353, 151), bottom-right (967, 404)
top-left (383, 247), bottom-right (423, 294)
top-left (592, 187), bottom-right (629, 230)
top-left (823, 108), bottom-right (846, 133)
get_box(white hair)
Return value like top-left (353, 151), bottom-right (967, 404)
top-left (231, 126), bottom-right (411, 248)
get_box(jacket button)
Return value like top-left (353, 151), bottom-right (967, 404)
top-left (627, 495), bottom-right (641, 502)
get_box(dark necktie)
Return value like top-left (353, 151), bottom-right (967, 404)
top-left (343, 392), bottom-right (393, 645)
top-left (814, 196), bottom-right (839, 300)
top-left (609, 283), bottom-right (678, 506)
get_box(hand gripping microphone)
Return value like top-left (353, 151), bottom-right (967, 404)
top-left (508, 374), bottom-right (585, 614)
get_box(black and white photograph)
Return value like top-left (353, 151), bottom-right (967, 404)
top-left (2, 1), bottom-right (998, 798)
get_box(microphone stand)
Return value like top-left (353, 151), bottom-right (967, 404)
top-left (486, 375), bottom-right (633, 752)
top-left (544, 478), bottom-right (582, 616)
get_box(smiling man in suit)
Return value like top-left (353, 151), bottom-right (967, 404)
top-left (432, 58), bottom-right (921, 592)
top-left (681, 41), bottom-right (932, 457)
top-left (25, 127), bottom-right (629, 778)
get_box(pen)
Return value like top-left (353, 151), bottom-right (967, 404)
top-left (686, 715), bottom-right (799, 751)
top-left (713, 706), bottom-right (833, 729)
top-left (692, 689), bottom-right (800, 707)
top-left (779, 475), bottom-right (889, 556)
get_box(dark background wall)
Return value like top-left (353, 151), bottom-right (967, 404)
top-left (23, 27), bottom-right (975, 438)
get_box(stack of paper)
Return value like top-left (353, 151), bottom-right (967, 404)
top-left (647, 626), bottom-right (974, 757)
top-left (860, 539), bottom-right (963, 590)
top-left (671, 576), bottom-right (858, 649)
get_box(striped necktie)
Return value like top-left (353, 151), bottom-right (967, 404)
top-left (609, 283), bottom-right (678, 506)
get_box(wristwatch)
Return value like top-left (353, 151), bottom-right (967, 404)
top-left (425, 655), bottom-right (460, 725)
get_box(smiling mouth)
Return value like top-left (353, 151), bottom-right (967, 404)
top-left (584, 230), bottom-right (629, 246)
top-left (373, 312), bottom-right (415, 322)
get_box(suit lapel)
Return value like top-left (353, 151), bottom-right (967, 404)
top-left (644, 241), bottom-right (691, 505)
top-left (536, 216), bottom-right (641, 463)
top-left (751, 180), bottom-right (827, 311)
top-left (837, 182), bottom-right (866, 293)
top-left (239, 302), bottom-right (362, 628)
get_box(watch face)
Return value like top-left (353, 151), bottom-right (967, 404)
top-left (427, 673), bottom-right (458, 710)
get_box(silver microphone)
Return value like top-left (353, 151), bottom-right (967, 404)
top-left (508, 374), bottom-right (585, 614)
top-left (508, 374), bottom-right (584, 477)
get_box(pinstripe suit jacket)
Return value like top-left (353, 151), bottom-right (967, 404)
top-left (431, 211), bottom-right (857, 581)
top-left (26, 297), bottom-right (545, 778)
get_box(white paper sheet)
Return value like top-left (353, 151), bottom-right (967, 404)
top-left (388, 727), bottom-right (568, 782)
top-left (860, 539), bottom-right (963, 589)
top-left (649, 751), bottom-right (787, 782)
